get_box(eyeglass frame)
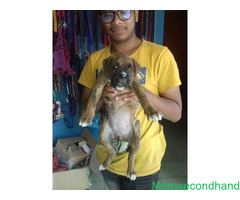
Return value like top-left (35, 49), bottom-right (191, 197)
top-left (99, 10), bottom-right (132, 24)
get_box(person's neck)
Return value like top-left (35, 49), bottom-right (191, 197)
top-left (110, 36), bottom-right (142, 55)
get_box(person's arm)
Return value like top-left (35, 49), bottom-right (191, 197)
top-left (106, 85), bottom-right (182, 123)
top-left (142, 86), bottom-right (182, 122)
top-left (81, 83), bottom-right (182, 123)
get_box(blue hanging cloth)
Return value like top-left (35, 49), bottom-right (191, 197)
top-left (85, 10), bottom-right (94, 52)
top-left (62, 75), bottom-right (75, 129)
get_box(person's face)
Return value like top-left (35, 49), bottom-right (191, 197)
top-left (99, 10), bottom-right (139, 43)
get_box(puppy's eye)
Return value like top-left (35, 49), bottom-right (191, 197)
top-left (112, 65), bottom-right (118, 69)
top-left (127, 65), bottom-right (133, 72)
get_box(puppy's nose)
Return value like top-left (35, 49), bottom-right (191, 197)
top-left (121, 71), bottom-right (127, 78)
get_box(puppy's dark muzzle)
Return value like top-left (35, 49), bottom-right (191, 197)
top-left (111, 71), bottom-right (129, 89)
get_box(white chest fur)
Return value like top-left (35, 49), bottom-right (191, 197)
top-left (107, 108), bottom-right (132, 140)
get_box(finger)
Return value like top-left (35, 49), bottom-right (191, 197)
top-left (104, 86), bottom-right (115, 92)
top-left (104, 84), bottom-right (116, 93)
top-left (102, 96), bottom-right (112, 105)
top-left (115, 92), bottom-right (138, 102)
top-left (116, 91), bottom-right (135, 100)
top-left (123, 95), bottom-right (139, 102)
top-left (114, 92), bottom-right (129, 100)
top-left (103, 90), bottom-right (117, 98)
top-left (116, 87), bottom-right (131, 94)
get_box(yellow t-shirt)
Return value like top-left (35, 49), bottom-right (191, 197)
top-left (78, 40), bottom-right (182, 177)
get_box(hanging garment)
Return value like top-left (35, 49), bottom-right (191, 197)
top-left (53, 11), bottom-right (75, 75)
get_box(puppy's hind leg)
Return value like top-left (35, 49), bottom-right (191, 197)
top-left (98, 121), bottom-right (116, 171)
top-left (126, 122), bottom-right (140, 181)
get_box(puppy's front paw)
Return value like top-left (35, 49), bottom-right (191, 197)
top-left (78, 112), bottom-right (94, 127)
top-left (79, 118), bottom-right (92, 127)
top-left (147, 112), bottom-right (163, 122)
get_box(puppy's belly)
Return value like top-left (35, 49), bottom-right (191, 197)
top-left (108, 110), bottom-right (132, 140)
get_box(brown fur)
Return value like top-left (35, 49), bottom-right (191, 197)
top-left (79, 53), bottom-right (162, 180)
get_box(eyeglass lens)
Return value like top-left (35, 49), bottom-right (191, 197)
top-left (101, 10), bottom-right (131, 23)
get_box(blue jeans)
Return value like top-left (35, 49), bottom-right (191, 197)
top-left (102, 170), bottom-right (160, 190)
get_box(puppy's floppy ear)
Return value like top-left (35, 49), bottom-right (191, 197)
top-left (102, 56), bottom-right (113, 76)
top-left (131, 58), bottom-right (140, 75)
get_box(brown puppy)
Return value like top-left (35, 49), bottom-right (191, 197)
top-left (79, 53), bottom-right (163, 180)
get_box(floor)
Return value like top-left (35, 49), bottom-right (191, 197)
top-left (88, 119), bottom-right (187, 190)
top-left (158, 120), bottom-right (187, 190)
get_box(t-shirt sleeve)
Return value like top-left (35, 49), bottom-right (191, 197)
top-left (78, 56), bottom-right (96, 90)
top-left (158, 47), bottom-right (182, 93)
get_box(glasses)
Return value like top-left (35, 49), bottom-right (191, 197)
top-left (100, 10), bottom-right (131, 24)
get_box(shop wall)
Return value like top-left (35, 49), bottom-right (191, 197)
top-left (52, 10), bottom-right (165, 147)
top-left (163, 10), bottom-right (187, 128)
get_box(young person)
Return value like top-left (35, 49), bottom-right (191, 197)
top-left (78, 10), bottom-right (182, 190)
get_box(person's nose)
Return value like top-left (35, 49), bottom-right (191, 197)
top-left (112, 13), bottom-right (122, 25)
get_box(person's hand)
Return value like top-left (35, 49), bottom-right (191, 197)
top-left (114, 86), bottom-right (139, 102)
top-left (101, 83), bottom-right (118, 104)
top-left (101, 83), bottom-right (138, 105)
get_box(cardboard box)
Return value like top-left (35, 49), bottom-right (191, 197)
top-left (53, 167), bottom-right (89, 190)
top-left (80, 128), bottom-right (97, 150)
top-left (55, 137), bottom-right (89, 168)
top-left (54, 128), bottom-right (97, 168)
top-left (53, 128), bottom-right (97, 190)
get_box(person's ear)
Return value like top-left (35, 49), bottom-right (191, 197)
top-left (134, 10), bottom-right (139, 22)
